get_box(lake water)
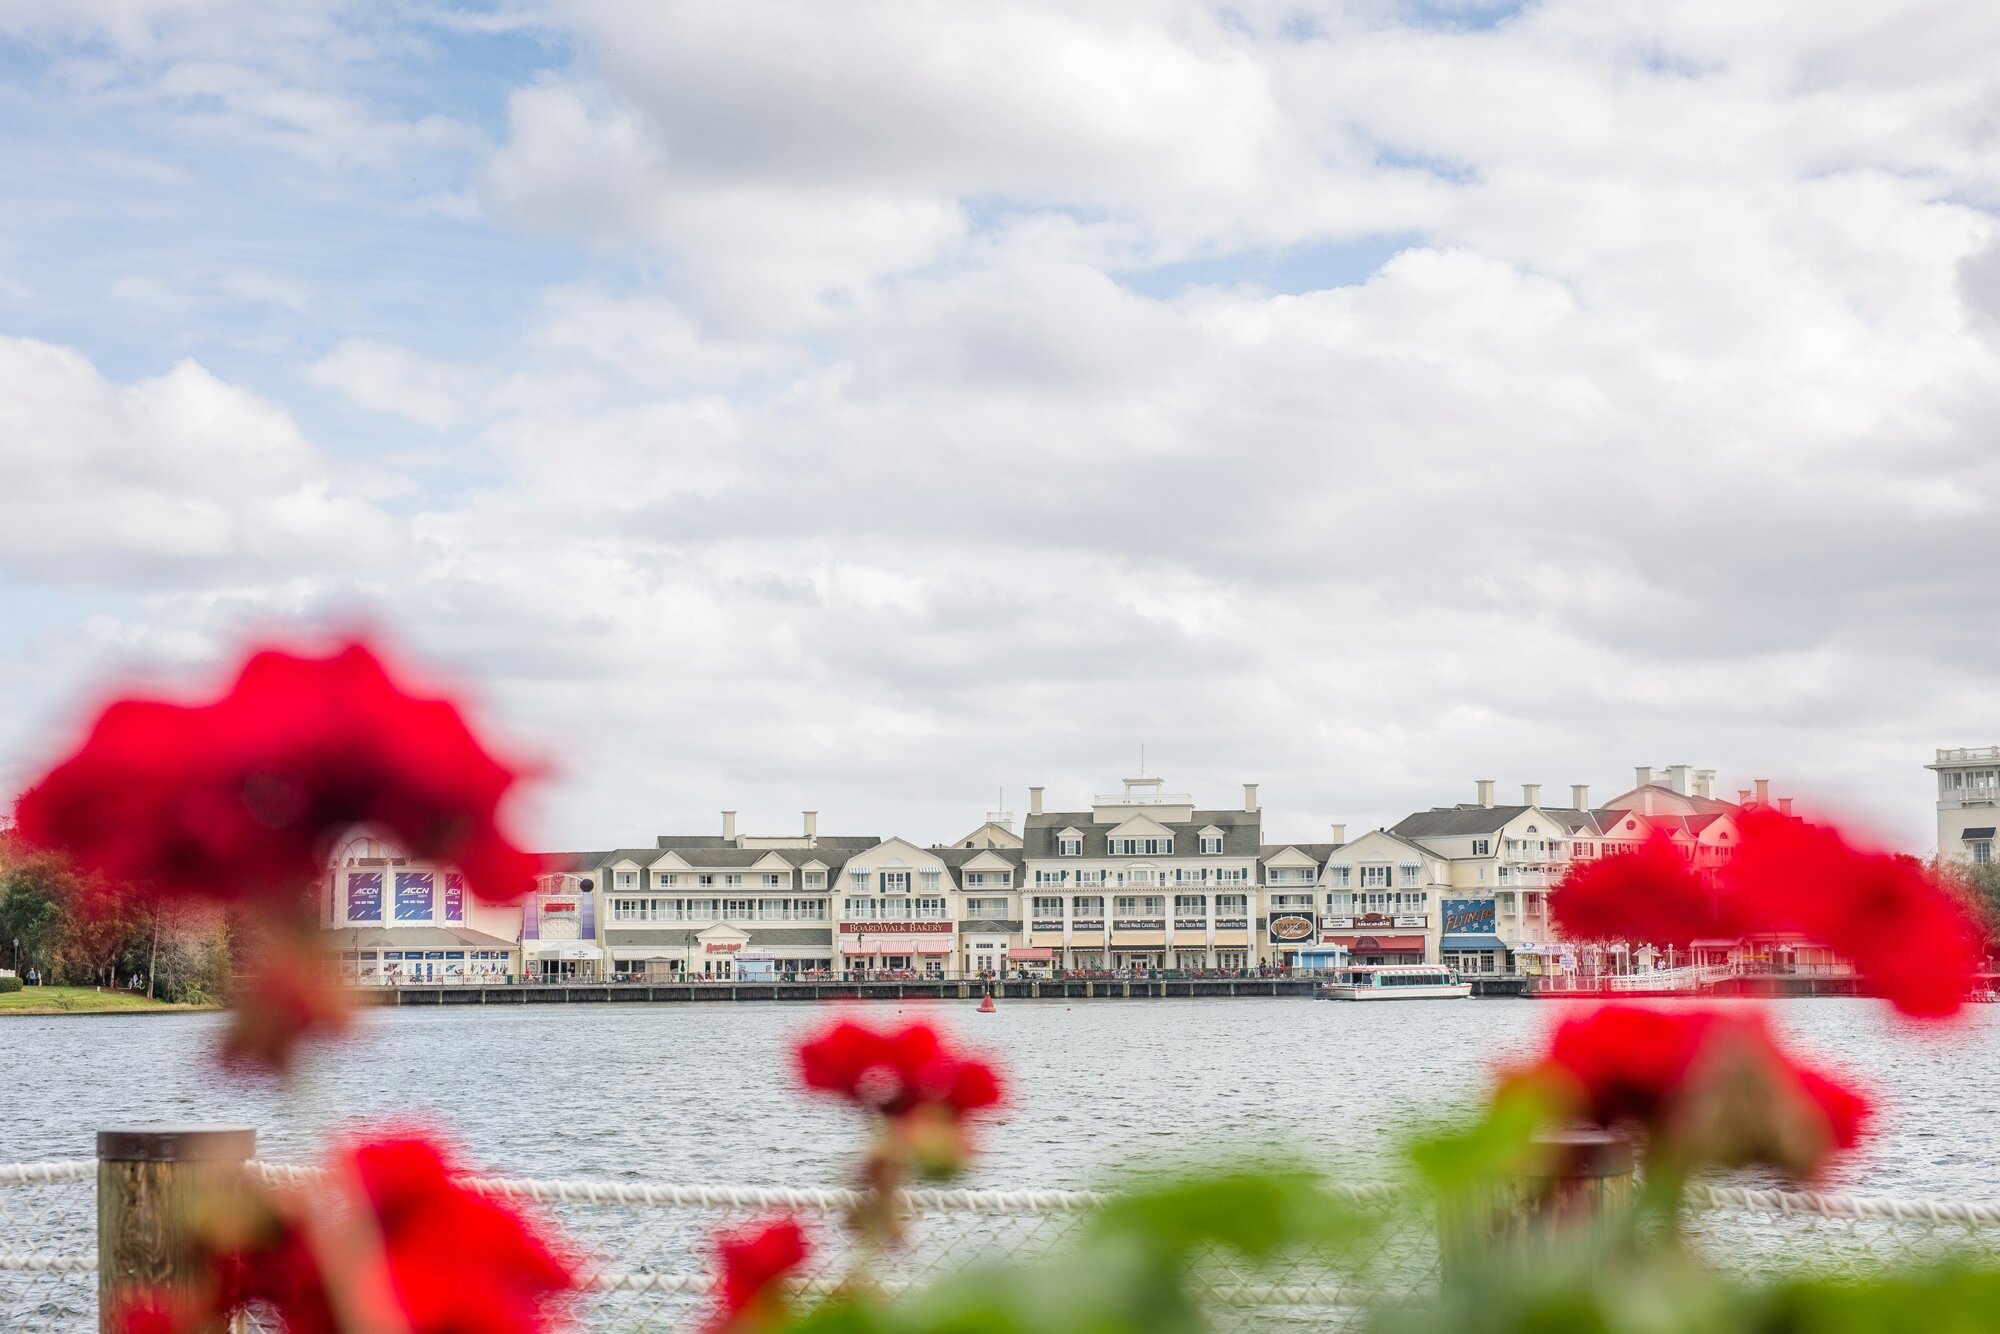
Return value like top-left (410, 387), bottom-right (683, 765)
top-left (6, 997), bottom-right (1998, 1199)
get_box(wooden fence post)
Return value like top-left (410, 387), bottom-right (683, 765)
top-left (97, 1125), bottom-right (256, 1333)
top-left (1440, 1128), bottom-right (1636, 1284)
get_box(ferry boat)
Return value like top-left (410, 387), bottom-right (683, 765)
top-left (1320, 965), bottom-right (1472, 1001)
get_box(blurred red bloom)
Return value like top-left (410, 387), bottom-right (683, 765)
top-left (708, 1218), bottom-right (810, 1333)
top-left (1512, 1004), bottom-right (1869, 1178)
top-left (211, 1132), bottom-right (577, 1334)
top-left (15, 640), bottom-right (537, 908)
top-left (1552, 832), bottom-right (1741, 945)
top-left (106, 1288), bottom-right (194, 1334)
top-left (796, 1019), bottom-right (1004, 1121)
top-left (1727, 810), bottom-right (1981, 1019)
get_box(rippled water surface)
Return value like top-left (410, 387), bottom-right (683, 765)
top-left (7, 998), bottom-right (1998, 1196)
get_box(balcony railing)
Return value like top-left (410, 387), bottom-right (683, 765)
top-left (1934, 746), bottom-right (2000, 764)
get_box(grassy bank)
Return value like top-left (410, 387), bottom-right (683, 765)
top-left (0, 985), bottom-right (218, 1015)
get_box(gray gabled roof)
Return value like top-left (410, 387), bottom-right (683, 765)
top-left (1021, 809), bottom-right (1262, 859)
top-left (1391, 805), bottom-right (1535, 838)
top-left (534, 851), bottom-right (609, 874)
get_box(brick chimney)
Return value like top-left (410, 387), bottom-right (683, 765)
top-left (1476, 779), bottom-right (1495, 808)
top-left (722, 810), bottom-right (737, 840)
top-left (1243, 783), bottom-right (1259, 812)
top-left (1571, 783), bottom-right (1590, 811)
top-left (1522, 783), bottom-right (1541, 807)
top-left (1029, 786), bottom-right (1044, 816)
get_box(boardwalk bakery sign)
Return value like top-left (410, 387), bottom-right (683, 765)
top-left (1268, 913), bottom-right (1316, 942)
top-left (839, 921), bottom-right (955, 934)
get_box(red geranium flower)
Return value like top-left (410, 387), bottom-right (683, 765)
top-left (14, 640), bottom-right (537, 908)
top-left (1510, 1004), bottom-right (1869, 1178)
top-left (208, 1132), bottom-right (578, 1334)
top-left (1727, 810), bottom-right (1981, 1019)
top-left (707, 1218), bottom-right (810, 1333)
top-left (1552, 832), bottom-right (1741, 946)
top-left (796, 1019), bottom-right (1004, 1121)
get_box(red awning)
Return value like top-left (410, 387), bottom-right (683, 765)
top-left (915, 939), bottom-right (953, 955)
top-left (1008, 948), bottom-right (1054, 962)
top-left (871, 937), bottom-right (917, 955)
top-left (839, 940), bottom-right (871, 955)
top-left (1341, 934), bottom-right (1426, 952)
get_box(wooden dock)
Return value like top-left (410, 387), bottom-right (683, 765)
top-left (352, 978), bottom-right (1322, 1005)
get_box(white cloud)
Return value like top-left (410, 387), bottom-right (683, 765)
top-left (6, 0), bottom-right (2000, 856)
top-left (0, 336), bottom-right (399, 585)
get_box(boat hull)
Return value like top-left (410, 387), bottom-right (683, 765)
top-left (1322, 983), bottom-right (1473, 1000)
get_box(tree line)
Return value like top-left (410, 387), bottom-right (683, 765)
top-left (0, 833), bottom-right (234, 1003)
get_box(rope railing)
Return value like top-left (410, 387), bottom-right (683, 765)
top-left (11, 1159), bottom-right (2000, 1229)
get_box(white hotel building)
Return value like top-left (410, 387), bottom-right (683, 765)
top-left (324, 763), bottom-right (1823, 980)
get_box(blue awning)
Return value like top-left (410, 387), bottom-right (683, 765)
top-left (1440, 933), bottom-right (1507, 951)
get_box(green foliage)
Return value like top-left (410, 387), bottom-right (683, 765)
top-left (0, 975), bottom-right (21, 993)
top-left (787, 1170), bottom-right (1387, 1334)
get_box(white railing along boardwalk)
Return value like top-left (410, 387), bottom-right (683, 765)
top-left (9, 1161), bottom-right (2000, 1330)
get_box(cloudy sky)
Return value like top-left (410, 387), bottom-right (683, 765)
top-left (1, 0), bottom-right (1995, 854)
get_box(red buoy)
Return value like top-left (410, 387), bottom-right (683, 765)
top-left (976, 993), bottom-right (997, 1014)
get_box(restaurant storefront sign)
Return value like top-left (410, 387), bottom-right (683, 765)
top-left (1442, 900), bottom-right (1497, 934)
top-left (705, 942), bottom-right (742, 953)
top-left (839, 921), bottom-right (955, 934)
top-left (1268, 912), bottom-right (1316, 944)
top-left (1215, 918), bottom-right (1248, 931)
top-left (1113, 918), bottom-right (1166, 932)
top-left (1072, 918), bottom-right (1104, 932)
top-left (1030, 919), bottom-right (1064, 933)
top-left (1173, 918), bottom-right (1205, 931)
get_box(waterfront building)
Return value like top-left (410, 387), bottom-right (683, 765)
top-left (1312, 826), bottom-right (1449, 967)
top-left (322, 835), bottom-right (522, 982)
top-left (1929, 746), bottom-right (1999, 866)
top-left (1022, 777), bottom-right (1263, 972)
top-left (593, 812), bottom-right (873, 980)
top-left (1389, 784), bottom-right (1570, 971)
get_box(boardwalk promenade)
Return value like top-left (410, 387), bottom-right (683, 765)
top-left (353, 977), bottom-right (1322, 1005)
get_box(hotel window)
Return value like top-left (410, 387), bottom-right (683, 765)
top-left (1032, 896), bottom-right (1064, 917)
top-left (762, 874), bottom-right (784, 888)
top-left (1397, 892), bottom-right (1428, 911)
top-left (757, 899), bottom-right (789, 920)
top-left (613, 899), bottom-right (639, 921)
top-left (882, 897), bottom-right (912, 919)
top-left (919, 869), bottom-right (942, 891)
top-left (1215, 894), bottom-right (1248, 913)
top-left (1574, 842), bottom-right (1595, 858)
top-left (1174, 894), bottom-right (1207, 914)
top-left (616, 871), bottom-right (636, 888)
top-left (724, 899), bottom-right (754, 919)
top-left (798, 898), bottom-right (828, 919)
top-left (1974, 841), bottom-right (1994, 866)
top-left (844, 897), bottom-right (875, 919)
top-left (1399, 863), bottom-right (1420, 887)
top-left (723, 874), bottom-right (744, 888)
top-left (699, 874), bottom-right (716, 887)
top-left (916, 897), bottom-right (948, 919)
top-left (1058, 837), bottom-right (1082, 856)
top-left (1072, 895), bottom-right (1104, 916)
top-left (804, 871), bottom-right (826, 888)
top-left (654, 872), bottom-right (674, 888)
top-left (1200, 835), bottom-right (1223, 854)
top-left (1326, 892), bottom-right (1356, 914)
top-left (995, 871), bottom-right (1012, 886)
top-left (881, 870), bottom-right (910, 892)
top-left (1362, 892), bottom-right (1392, 911)
top-left (686, 898), bottom-right (718, 922)
top-left (1270, 894), bottom-right (1313, 910)
top-left (1114, 896), bottom-right (1141, 914)
top-left (1471, 839), bottom-right (1491, 856)
top-left (1327, 866), bottom-right (1351, 887)
top-left (966, 897), bottom-right (1008, 917)
top-left (849, 869), bottom-right (870, 890)
top-left (1360, 865), bottom-right (1391, 888)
